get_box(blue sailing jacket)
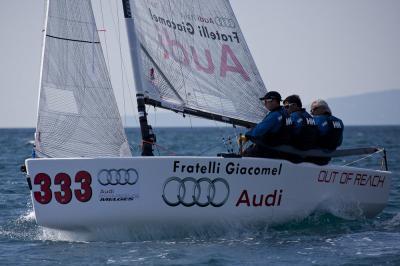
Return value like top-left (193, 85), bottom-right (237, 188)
top-left (288, 109), bottom-right (318, 150)
top-left (314, 115), bottom-right (344, 150)
top-left (245, 107), bottom-right (289, 146)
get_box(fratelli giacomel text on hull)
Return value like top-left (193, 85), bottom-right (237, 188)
top-left (172, 160), bottom-right (282, 176)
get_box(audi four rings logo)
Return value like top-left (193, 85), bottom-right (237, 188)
top-left (97, 169), bottom-right (139, 186)
top-left (162, 177), bottom-right (230, 207)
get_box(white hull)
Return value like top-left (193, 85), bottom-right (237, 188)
top-left (25, 157), bottom-right (391, 231)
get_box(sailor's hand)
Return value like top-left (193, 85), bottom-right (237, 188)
top-left (238, 135), bottom-right (248, 145)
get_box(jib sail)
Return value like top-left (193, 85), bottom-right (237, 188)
top-left (35, 0), bottom-right (131, 158)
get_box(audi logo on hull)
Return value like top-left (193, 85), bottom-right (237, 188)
top-left (162, 177), bottom-right (230, 207)
top-left (97, 169), bottom-right (139, 186)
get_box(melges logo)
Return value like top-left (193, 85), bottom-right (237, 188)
top-left (97, 169), bottom-right (140, 203)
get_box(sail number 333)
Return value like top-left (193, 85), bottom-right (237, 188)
top-left (33, 171), bottom-right (92, 204)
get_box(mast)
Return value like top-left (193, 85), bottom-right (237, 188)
top-left (121, 0), bottom-right (154, 156)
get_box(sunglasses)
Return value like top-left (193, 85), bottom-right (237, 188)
top-left (284, 103), bottom-right (295, 109)
top-left (311, 106), bottom-right (319, 113)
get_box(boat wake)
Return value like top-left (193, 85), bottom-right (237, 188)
top-left (19, 210), bottom-right (35, 222)
top-left (41, 221), bottom-right (271, 242)
top-left (9, 212), bottom-right (366, 243)
top-left (316, 199), bottom-right (368, 220)
top-left (25, 140), bottom-right (35, 146)
top-left (30, 215), bottom-right (350, 242)
top-left (382, 212), bottom-right (400, 230)
top-left (10, 208), bottom-right (396, 243)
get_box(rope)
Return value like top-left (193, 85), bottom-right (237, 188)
top-left (343, 148), bottom-right (384, 167)
top-left (141, 140), bottom-right (177, 156)
top-left (197, 142), bottom-right (223, 156)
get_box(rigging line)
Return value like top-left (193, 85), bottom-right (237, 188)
top-left (154, 106), bottom-right (157, 127)
top-left (343, 149), bottom-right (383, 167)
top-left (140, 44), bottom-right (184, 103)
top-left (188, 114), bottom-right (193, 129)
top-left (189, 112), bottom-right (193, 129)
top-left (232, 125), bottom-right (242, 151)
top-left (197, 141), bottom-right (224, 156)
top-left (115, 1), bottom-right (127, 127)
top-left (129, 142), bottom-right (140, 153)
top-left (142, 140), bottom-right (177, 156)
top-left (99, 0), bottom-right (112, 72)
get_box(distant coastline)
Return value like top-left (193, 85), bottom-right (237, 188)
top-left (325, 89), bottom-right (400, 126)
top-left (1, 89), bottom-right (399, 128)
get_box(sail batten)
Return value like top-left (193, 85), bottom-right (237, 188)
top-left (128, 0), bottom-right (268, 125)
top-left (46, 34), bottom-right (101, 44)
top-left (35, 0), bottom-right (131, 158)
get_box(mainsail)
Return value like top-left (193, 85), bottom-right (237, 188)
top-left (35, 0), bottom-right (131, 158)
top-left (128, 0), bottom-right (268, 127)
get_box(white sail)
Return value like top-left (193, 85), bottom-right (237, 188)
top-left (129, 0), bottom-right (268, 125)
top-left (35, 0), bottom-right (131, 158)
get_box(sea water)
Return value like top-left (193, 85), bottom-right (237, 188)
top-left (0, 127), bottom-right (399, 265)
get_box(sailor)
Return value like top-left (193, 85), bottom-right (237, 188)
top-left (283, 95), bottom-right (318, 151)
top-left (310, 99), bottom-right (344, 164)
top-left (239, 91), bottom-right (290, 158)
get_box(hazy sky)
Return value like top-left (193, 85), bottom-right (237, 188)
top-left (0, 0), bottom-right (399, 127)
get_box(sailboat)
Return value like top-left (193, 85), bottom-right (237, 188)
top-left (24, 0), bottom-right (391, 231)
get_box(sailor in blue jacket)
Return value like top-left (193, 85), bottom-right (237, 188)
top-left (310, 99), bottom-right (344, 165)
top-left (241, 91), bottom-right (290, 158)
top-left (283, 95), bottom-right (318, 151)
top-left (310, 99), bottom-right (344, 150)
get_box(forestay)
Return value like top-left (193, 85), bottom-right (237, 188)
top-left (130, 0), bottom-right (268, 125)
top-left (35, 0), bottom-right (131, 158)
